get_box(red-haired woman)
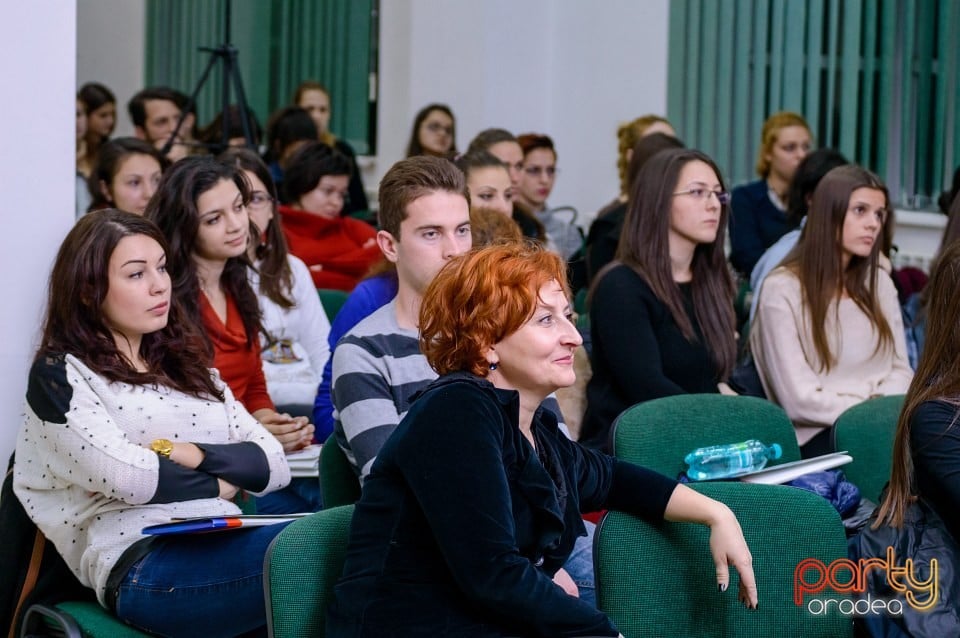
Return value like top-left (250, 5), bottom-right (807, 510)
top-left (327, 243), bottom-right (757, 637)
top-left (751, 165), bottom-right (912, 456)
top-left (14, 210), bottom-right (290, 636)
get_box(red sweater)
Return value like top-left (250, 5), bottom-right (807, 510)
top-left (278, 205), bottom-right (381, 291)
top-left (200, 292), bottom-right (274, 414)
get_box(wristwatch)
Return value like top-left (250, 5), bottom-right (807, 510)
top-left (150, 438), bottom-right (174, 458)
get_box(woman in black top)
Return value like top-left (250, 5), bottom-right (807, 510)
top-left (582, 148), bottom-right (737, 451)
top-left (327, 243), bottom-right (756, 638)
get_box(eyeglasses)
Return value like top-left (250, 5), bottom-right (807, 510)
top-left (673, 188), bottom-right (731, 205)
top-left (248, 191), bottom-right (275, 210)
top-left (425, 121), bottom-right (453, 136)
top-left (524, 166), bottom-right (557, 178)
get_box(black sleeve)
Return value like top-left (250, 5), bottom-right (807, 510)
top-left (591, 268), bottom-right (688, 401)
top-left (195, 442), bottom-right (271, 492)
top-left (911, 400), bottom-right (960, 513)
top-left (148, 459), bottom-right (220, 504)
top-left (729, 185), bottom-right (764, 276)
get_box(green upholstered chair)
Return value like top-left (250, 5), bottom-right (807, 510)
top-left (611, 394), bottom-right (801, 479)
top-left (263, 505), bottom-right (355, 638)
top-left (21, 601), bottom-right (149, 637)
top-left (831, 394), bottom-right (905, 502)
top-left (595, 481), bottom-right (853, 638)
top-left (317, 288), bottom-right (350, 323)
top-left (320, 441), bottom-right (361, 509)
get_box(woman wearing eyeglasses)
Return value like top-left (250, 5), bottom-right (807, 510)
top-left (729, 111), bottom-right (813, 276)
top-left (581, 148), bottom-right (738, 451)
top-left (405, 103), bottom-right (457, 159)
top-left (750, 166), bottom-right (912, 457)
top-left (516, 133), bottom-right (582, 260)
top-left (220, 148), bottom-right (331, 421)
top-left (277, 141), bottom-right (380, 291)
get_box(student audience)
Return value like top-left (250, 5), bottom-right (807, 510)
top-left (405, 103), bottom-right (457, 158)
top-left (263, 106), bottom-right (319, 188)
top-left (200, 105), bottom-right (263, 152)
top-left (468, 128), bottom-right (547, 243)
top-left (455, 149), bottom-right (515, 217)
top-left (748, 148), bottom-right (850, 320)
top-left (277, 141), bottom-right (380, 291)
top-left (128, 86), bottom-right (190, 162)
top-left (327, 242), bottom-right (757, 637)
top-left (220, 148), bottom-right (331, 418)
top-left (516, 133), bottom-right (583, 260)
top-left (585, 132), bottom-right (685, 283)
top-left (730, 111), bottom-right (813, 276)
top-left (77, 82), bottom-right (117, 177)
top-left (750, 165), bottom-right (913, 456)
top-left (582, 148), bottom-right (737, 452)
top-left (14, 210), bottom-right (290, 637)
top-left (293, 80), bottom-right (369, 216)
top-left (86, 137), bottom-right (168, 216)
top-left (145, 156), bottom-right (319, 513)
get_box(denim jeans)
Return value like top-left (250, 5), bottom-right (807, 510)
top-left (114, 522), bottom-right (291, 638)
top-left (564, 519), bottom-right (596, 608)
top-left (254, 476), bottom-right (323, 514)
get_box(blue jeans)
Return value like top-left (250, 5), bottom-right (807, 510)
top-left (115, 522), bottom-right (291, 637)
top-left (254, 476), bottom-right (322, 514)
top-left (564, 519), bottom-right (596, 608)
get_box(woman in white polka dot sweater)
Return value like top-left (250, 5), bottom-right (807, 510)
top-left (14, 210), bottom-right (291, 637)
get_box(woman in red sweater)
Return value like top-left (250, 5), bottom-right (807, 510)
top-left (147, 157), bottom-right (319, 513)
top-left (279, 141), bottom-right (380, 291)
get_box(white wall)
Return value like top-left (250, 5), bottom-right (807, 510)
top-left (375, 0), bottom-right (672, 225)
top-left (0, 3), bottom-right (77, 466)
top-left (77, 0), bottom-right (145, 138)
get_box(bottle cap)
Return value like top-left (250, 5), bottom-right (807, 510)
top-left (771, 443), bottom-right (783, 459)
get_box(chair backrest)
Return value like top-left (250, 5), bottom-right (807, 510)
top-left (832, 394), bottom-right (905, 502)
top-left (320, 442), bottom-right (361, 508)
top-left (317, 289), bottom-right (349, 323)
top-left (595, 482), bottom-right (853, 638)
top-left (264, 505), bottom-right (355, 638)
top-left (612, 394), bottom-right (801, 479)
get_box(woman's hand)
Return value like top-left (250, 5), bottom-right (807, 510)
top-left (552, 567), bottom-right (579, 597)
top-left (253, 410), bottom-right (315, 453)
top-left (217, 478), bottom-right (239, 500)
top-left (663, 484), bottom-right (758, 609)
top-left (707, 505), bottom-right (758, 609)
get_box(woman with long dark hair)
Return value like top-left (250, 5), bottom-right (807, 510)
top-left (220, 147), bottom-right (331, 416)
top-left (751, 165), bottom-right (912, 455)
top-left (404, 103), bottom-right (456, 158)
top-left (582, 148), bottom-right (737, 451)
top-left (87, 137), bottom-right (168, 216)
top-left (14, 210), bottom-right (290, 636)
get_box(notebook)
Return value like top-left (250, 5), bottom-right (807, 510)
top-left (738, 451), bottom-right (853, 485)
top-left (142, 513), bottom-right (310, 536)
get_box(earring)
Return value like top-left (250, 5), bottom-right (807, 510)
top-left (489, 362), bottom-right (498, 371)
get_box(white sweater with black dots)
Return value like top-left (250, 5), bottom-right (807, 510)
top-left (13, 354), bottom-right (290, 606)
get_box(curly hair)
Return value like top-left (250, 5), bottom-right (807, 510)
top-left (419, 244), bottom-right (568, 377)
top-left (616, 115), bottom-right (673, 197)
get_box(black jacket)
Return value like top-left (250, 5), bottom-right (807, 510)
top-left (327, 373), bottom-right (677, 637)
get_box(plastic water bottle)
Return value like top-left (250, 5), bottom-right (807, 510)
top-left (684, 439), bottom-right (783, 481)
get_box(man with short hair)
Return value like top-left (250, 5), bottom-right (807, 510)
top-left (128, 87), bottom-right (190, 161)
